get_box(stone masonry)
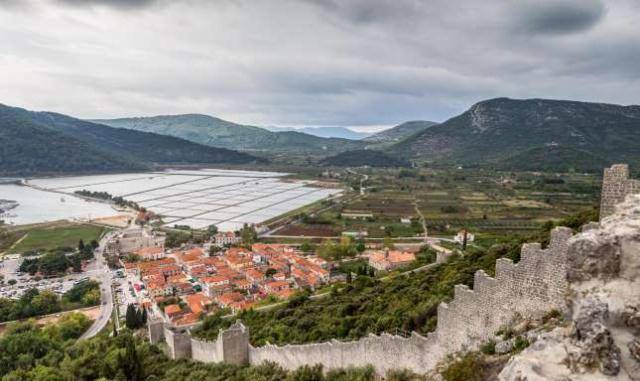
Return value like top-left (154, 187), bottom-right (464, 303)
top-left (160, 227), bottom-right (574, 375)
top-left (600, 164), bottom-right (640, 220)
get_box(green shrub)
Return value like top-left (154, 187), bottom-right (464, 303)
top-left (513, 336), bottom-right (530, 353)
top-left (441, 353), bottom-right (483, 381)
top-left (480, 340), bottom-right (496, 355)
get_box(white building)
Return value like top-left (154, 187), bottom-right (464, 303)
top-left (453, 230), bottom-right (475, 245)
top-left (214, 231), bottom-right (240, 247)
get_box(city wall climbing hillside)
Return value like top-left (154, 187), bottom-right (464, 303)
top-left (160, 226), bottom-right (574, 375)
top-left (600, 164), bottom-right (640, 220)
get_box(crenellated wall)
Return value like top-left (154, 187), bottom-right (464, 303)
top-left (161, 226), bottom-right (575, 375)
top-left (190, 322), bottom-right (250, 365)
top-left (600, 164), bottom-right (640, 220)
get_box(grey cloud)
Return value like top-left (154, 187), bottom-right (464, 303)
top-left (56, 0), bottom-right (159, 9)
top-left (0, 0), bottom-right (638, 126)
top-left (514, 0), bottom-right (606, 35)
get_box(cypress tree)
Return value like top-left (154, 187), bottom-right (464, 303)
top-left (125, 304), bottom-right (137, 329)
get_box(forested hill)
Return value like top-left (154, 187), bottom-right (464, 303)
top-left (0, 104), bottom-right (261, 176)
top-left (389, 98), bottom-right (640, 172)
top-left (92, 114), bottom-right (365, 154)
top-left (320, 149), bottom-right (410, 168)
top-left (364, 120), bottom-right (438, 145)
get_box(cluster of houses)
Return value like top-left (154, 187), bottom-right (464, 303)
top-left (109, 226), bottom-right (419, 327)
top-left (123, 241), bottom-right (333, 326)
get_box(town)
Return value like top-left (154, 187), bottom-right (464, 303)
top-left (105, 226), bottom-right (419, 328)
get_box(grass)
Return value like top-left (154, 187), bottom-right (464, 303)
top-left (9, 224), bottom-right (107, 253)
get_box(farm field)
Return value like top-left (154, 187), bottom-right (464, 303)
top-left (276, 168), bottom-right (600, 239)
top-left (8, 224), bottom-right (107, 253)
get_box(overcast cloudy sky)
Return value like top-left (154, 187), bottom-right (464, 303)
top-left (0, 0), bottom-right (639, 130)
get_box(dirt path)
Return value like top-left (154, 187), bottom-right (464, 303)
top-left (0, 233), bottom-right (28, 256)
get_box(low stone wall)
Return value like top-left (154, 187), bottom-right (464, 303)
top-left (249, 332), bottom-right (441, 375)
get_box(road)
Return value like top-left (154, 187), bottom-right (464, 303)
top-left (79, 232), bottom-right (115, 340)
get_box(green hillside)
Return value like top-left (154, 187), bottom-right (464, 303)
top-left (92, 114), bottom-right (364, 154)
top-left (0, 104), bottom-right (261, 176)
top-left (364, 120), bottom-right (438, 146)
top-left (320, 149), bottom-right (410, 168)
top-left (390, 98), bottom-right (640, 171)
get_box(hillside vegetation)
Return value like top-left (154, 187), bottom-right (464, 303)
top-left (320, 149), bottom-right (410, 168)
top-left (93, 114), bottom-right (365, 154)
top-left (0, 320), bottom-right (423, 381)
top-left (194, 208), bottom-right (597, 346)
top-left (390, 98), bottom-right (640, 171)
top-left (364, 120), bottom-right (438, 145)
top-left (0, 104), bottom-right (260, 176)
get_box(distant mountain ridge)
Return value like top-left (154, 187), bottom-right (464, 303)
top-left (266, 126), bottom-right (371, 140)
top-left (390, 97), bottom-right (640, 171)
top-left (0, 104), bottom-right (259, 176)
top-left (92, 114), bottom-right (364, 153)
top-left (364, 120), bottom-right (438, 145)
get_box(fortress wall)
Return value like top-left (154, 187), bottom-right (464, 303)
top-left (248, 331), bottom-right (442, 375)
top-left (159, 227), bottom-right (574, 375)
top-left (189, 322), bottom-right (249, 364)
top-left (600, 164), bottom-right (640, 220)
top-left (434, 227), bottom-right (572, 353)
top-left (191, 338), bottom-right (223, 363)
top-left (244, 227), bottom-right (573, 374)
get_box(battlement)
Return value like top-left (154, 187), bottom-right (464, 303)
top-left (158, 226), bottom-right (574, 375)
top-left (600, 164), bottom-right (640, 220)
top-left (434, 226), bottom-right (572, 352)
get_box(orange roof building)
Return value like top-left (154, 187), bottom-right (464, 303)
top-left (367, 250), bottom-right (416, 271)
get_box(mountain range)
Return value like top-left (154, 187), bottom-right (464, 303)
top-left (91, 114), bottom-right (364, 154)
top-left (363, 120), bottom-right (439, 145)
top-left (391, 98), bottom-right (640, 171)
top-left (0, 104), bottom-right (260, 176)
top-left (3, 97), bottom-right (639, 175)
top-left (265, 126), bottom-right (372, 140)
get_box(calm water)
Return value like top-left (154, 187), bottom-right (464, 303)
top-left (0, 183), bottom-right (117, 225)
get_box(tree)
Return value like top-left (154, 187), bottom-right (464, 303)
top-left (265, 268), bottom-right (277, 278)
top-left (78, 239), bottom-right (85, 252)
top-left (208, 224), bottom-right (218, 236)
top-left (240, 224), bottom-right (257, 246)
top-left (300, 242), bottom-right (313, 253)
top-left (383, 236), bottom-right (395, 250)
top-left (125, 304), bottom-right (138, 329)
top-left (117, 335), bottom-right (145, 381)
top-left (90, 239), bottom-right (99, 249)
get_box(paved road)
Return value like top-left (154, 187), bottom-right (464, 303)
top-left (79, 232), bottom-right (114, 340)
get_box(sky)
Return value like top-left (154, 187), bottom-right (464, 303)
top-left (1, 0), bottom-right (639, 131)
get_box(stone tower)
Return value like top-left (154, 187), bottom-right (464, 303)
top-left (600, 164), bottom-right (640, 220)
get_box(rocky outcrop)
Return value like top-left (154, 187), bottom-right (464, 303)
top-left (499, 194), bottom-right (640, 380)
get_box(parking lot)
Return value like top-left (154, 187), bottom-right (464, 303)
top-left (0, 255), bottom-right (99, 299)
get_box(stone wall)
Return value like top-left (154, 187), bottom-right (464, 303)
top-left (246, 227), bottom-right (573, 374)
top-left (249, 332), bottom-right (441, 375)
top-left (164, 325), bottom-right (192, 359)
top-left (190, 322), bottom-right (249, 365)
top-left (600, 164), bottom-right (640, 220)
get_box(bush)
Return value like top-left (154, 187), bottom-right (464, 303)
top-left (513, 336), bottom-right (530, 353)
top-left (480, 340), bottom-right (496, 355)
top-left (441, 353), bottom-right (483, 381)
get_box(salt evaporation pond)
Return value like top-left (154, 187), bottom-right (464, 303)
top-left (2, 169), bottom-right (341, 231)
